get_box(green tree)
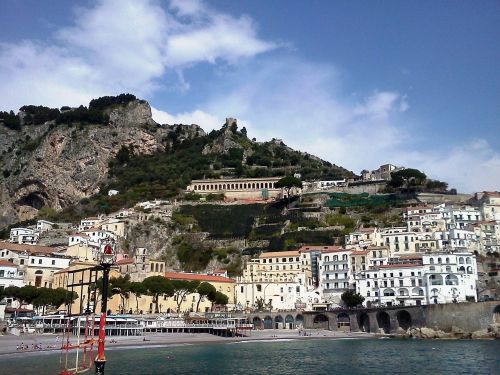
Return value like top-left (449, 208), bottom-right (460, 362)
top-left (129, 282), bottom-right (147, 314)
top-left (195, 282), bottom-right (216, 312)
top-left (212, 291), bottom-right (229, 307)
top-left (341, 290), bottom-right (365, 308)
top-left (275, 175), bottom-right (303, 206)
top-left (143, 276), bottom-right (174, 313)
top-left (110, 275), bottom-right (131, 314)
top-left (389, 168), bottom-right (427, 189)
top-left (171, 280), bottom-right (200, 312)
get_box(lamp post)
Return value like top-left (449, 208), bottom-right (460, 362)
top-left (95, 240), bottom-right (116, 375)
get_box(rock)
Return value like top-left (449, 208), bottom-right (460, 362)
top-left (419, 327), bottom-right (438, 339)
top-left (471, 329), bottom-right (491, 339)
top-left (0, 99), bottom-right (205, 227)
top-left (487, 323), bottom-right (500, 338)
top-left (396, 327), bottom-right (407, 335)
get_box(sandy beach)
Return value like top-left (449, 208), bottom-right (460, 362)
top-left (0, 329), bottom-right (374, 358)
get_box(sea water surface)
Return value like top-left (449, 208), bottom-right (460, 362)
top-left (1, 339), bottom-right (499, 375)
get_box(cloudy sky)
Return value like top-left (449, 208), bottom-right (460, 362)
top-left (1, 0), bottom-right (499, 192)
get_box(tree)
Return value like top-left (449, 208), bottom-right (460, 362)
top-left (389, 168), bottom-right (427, 190)
top-left (341, 290), bottom-right (365, 308)
top-left (275, 175), bottom-right (303, 206)
top-left (195, 282), bottom-right (216, 312)
top-left (129, 282), bottom-right (147, 314)
top-left (213, 291), bottom-right (228, 307)
top-left (143, 276), bottom-right (174, 313)
top-left (110, 275), bottom-right (131, 314)
top-left (171, 280), bottom-right (200, 312)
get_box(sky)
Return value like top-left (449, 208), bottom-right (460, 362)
top-left (0, 0), bottom-right (499, 193)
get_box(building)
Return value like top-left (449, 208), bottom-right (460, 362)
top-left (355, 253), bottom-right (477, 307)
top-left (0, 241), bottom-right (71, 288)
top-left (78, 217), bottom-right (102, 232)
top-left (9, 228), bottom-right (39, 245)
top-left (236, 250), bottom-right (318, 311)
top-left (186, 177), bottom-right (297, 200)
top-left (36, 220), bottom-right (55, 232)
top-left (318, 248), bottom-right (352, 306)
top-left (0, 260), bottom-right (24, 288)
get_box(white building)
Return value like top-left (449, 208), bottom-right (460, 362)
top-left (78, 217), bottom-right (102, 232)
top-left (355, 253), bottom-right (477, 307)
top-left (9, 228), bottom-right (39, 245)
top-left (36, 220), bottom-right (55, 233)
top-left (0, 260), bottom-right (24, 288)
top-left (235, 251), bottom-right (319, 311)
top-left (318, 248), bottom-right (352, 306)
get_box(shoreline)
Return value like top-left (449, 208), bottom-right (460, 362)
top-left (0, 330), bottom-right (374, 358)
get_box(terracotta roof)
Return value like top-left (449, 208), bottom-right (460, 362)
top-left (0, 241), bottom-right (63, 255)
top-left (0, 260), bottom-right (16, 267)
top-left (358, 227), bottom-right (376, 232)
top-left (259, 251), bottom-right (300, 258)
top-left (164, 272), bottom-right (235, 283)
top-left (379, 263), bottom-right (423, 269)
top-left (321, 248), bottom-right (349, 254)
top-left (298, 246), bottom-right (341, 253)
top-left (116, 258), bottom-right (134, 265)
top-left (71, 233), bottom-right (91, 238)
top-left (350, 251), bottom-right (369, 255)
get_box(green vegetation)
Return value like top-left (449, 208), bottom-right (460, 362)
top-left (1, 286), bottom-right (78, 314)
top-left (88, 93), bottom-right (137, 111)
top-left (389, 168), bottom-right (427, 188)
top-left (341, 290), bottom-right (365, 307)
top-left (0, 94), bottom-right (137, 132)
top-left (0, 110), bottom-right (21, 130)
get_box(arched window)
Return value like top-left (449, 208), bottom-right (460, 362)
top-left (333, 255), bottom-right (338, 261)
top-left (324, 256), bottom-right (330, 262)
top-left (445, 274), bottom-right (459, 285)
top-left (342, 254), bottom-right (348, 260)
top-left (383, 288), bottom-right (395, 296)
top-left (437, 257), bottom-right (442, 264)
top-left (459, 257), bottom-right (464, 264)
top-left (466, 258), bottom-right (472, 264)
top-left (430, 258), bottom-right (434, 264)
top-left (445, 257), bottom-right (450, 264)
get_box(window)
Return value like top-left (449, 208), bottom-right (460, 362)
top-left (39, 259), bottom-right (42, 264)
top-left (52, 260), bottom-right (55, 265)
top-left (20, 259), bottom-right (24, 265)
top-left (296, 286), bottom-right (300, 293)
top-left (31, 259), bottom-right (35, 264)
top-left (240, 286), bottom-right (244, 293)
top-left (256, 285), bottom-right (262, 292)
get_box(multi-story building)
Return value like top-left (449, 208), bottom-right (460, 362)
top-left (379, 227), bottom-right (418, 255)
top-left (0, 260), bottom-right (24, 289)
top-left (355, 253), bottom-right (477, 307)
top-left (0, 241), bottom-right (71, 288)
top-left (477, 192), bottom-right (500, 221)
top-left (9, 228), bottom-right (39, 245)
top-left (318, 248), bottom-right (351, 305)
top-left (236, 250), bottom-right (318, 311)
top-left (472, 221), bottom-right (500, 255)
top-left (78, 217), bottom-right (102, 232)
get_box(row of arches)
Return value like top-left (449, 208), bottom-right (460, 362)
top-left (193, 181), bottom-right (277, 191)
top-left (252, 314), bottom-right (304, 329)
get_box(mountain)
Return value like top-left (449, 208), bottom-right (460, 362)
top-left (0, 95), bottom-right (353, 228)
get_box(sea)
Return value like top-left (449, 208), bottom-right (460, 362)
top-left (1, 338), bottom-right (499, 375)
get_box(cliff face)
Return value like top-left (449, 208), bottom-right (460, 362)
top-left (0, 100), bottom-right (203, 228)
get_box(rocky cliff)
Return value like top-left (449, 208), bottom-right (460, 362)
top-left (0, 99), bottom-right (203, 228)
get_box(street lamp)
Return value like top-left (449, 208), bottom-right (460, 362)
top-left (95, 239), bottom-right (116, 375)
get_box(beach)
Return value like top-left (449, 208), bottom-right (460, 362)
top-left (0, 329), bottom-right (374, 357)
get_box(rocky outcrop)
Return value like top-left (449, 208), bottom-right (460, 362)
top-left (407, 324), bottom-right (500, 339)
top-left (0, 100), bottom-right (204, 228)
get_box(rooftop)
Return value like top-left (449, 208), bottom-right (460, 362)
top-left (259, 250), bottom-right (300, 258)
top-left (164, 272), bottom-right (235, 283)
top-left (0, 241), bottom-right (64, 255)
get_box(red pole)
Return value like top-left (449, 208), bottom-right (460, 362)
top-left (96, 312), bottom-right (106, 361)
top-left (95, 264), bottom-right (110, 375)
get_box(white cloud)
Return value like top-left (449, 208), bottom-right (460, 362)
top-left (0, 0), bottom-right (276, 111)
top-left (151, 107), bottom-right (221, 129)
top-left (187, 58), bottom-right (500, 192)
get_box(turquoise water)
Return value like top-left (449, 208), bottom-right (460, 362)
top-left (1, 339), bottom-right (499, 375)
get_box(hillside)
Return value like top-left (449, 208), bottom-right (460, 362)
top-left (0, 95), bottom-right (353, 228)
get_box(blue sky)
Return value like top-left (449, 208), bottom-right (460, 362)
top-left (0, 0), bottom-right (499, 192)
